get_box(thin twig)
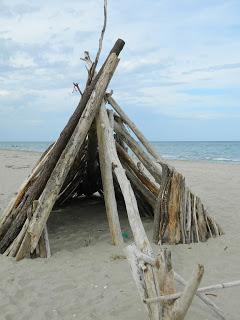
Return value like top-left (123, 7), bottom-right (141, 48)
top-left (144, 278), bottom-right (240, 304)
top-left (89, 0), bottom-right (107, 82)
top-left (72, 82), bottom-right (83, 96)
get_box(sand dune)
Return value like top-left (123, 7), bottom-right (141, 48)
top-left (0, 150), bottom-right (239, 320)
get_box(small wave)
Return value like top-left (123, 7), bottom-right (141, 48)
top-left (162, 154), bottom-right (178, 159)
top-left (212, 157), bottom-right (233, 162)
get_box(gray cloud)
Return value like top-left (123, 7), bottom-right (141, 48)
top-left (183, 62), bottom-right (240, 75)
top-left (0, 2), bottom-right (39, 18)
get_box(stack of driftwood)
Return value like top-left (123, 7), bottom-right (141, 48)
top-left (0, 37), bottom-right (222, 260)
top-left (1, 13), bottom-right (236, 318)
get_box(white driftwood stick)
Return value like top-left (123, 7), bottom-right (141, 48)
top-left (96, 102), bottom-right (123, 246)
top-left (174, 272), bottom-right (226, 320)
top-left (197, 280), bottom-right (240, 292)
top-left (170, 264), bottom-right (204, 320)
top-left (100, 106), bottom-right (151, 252)
top-left (108, 96), bottom-right (173, 170)
top-left (15, 53), bottom-right (119, 260)
top-left (99, 104), bottom-right (161, 319)
top-left (145, 273), bottom-right (240, 304)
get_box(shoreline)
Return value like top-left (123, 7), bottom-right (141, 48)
top-left (0, 148), bottom-right (239, 165)
top-left (0, 148), bottom-right (42, 155)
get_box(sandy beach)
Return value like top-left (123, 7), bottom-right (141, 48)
top-left (0, 149), bottom-right (239, 320)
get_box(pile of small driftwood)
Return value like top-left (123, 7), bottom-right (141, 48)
top-left (1, 1), bottom-right (239, 318)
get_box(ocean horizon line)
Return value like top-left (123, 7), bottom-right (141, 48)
top-left (0, 141), bottom-right (239, 163)
top-left (0, 140), bottom-right (240, 143)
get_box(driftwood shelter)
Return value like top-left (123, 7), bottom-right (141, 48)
top-left (0, 38), bottom-right (222, 260)
top-left (2, 32), bottom-right (237, 319)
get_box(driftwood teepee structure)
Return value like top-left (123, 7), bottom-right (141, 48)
top-left (4, 24), bottom-right (240, 318)
top-left (2, 2), bottom-right (239, 317)
top-left (0, 37), bottom-right (223, 261)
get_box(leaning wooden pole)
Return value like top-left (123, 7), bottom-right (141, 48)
top-left (99, 103), bottom-right (162, 319)
top-left (96, 102), bottom-right (123, 246)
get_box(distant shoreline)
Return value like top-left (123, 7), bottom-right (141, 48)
top-left (1, 147), bottom-right (239, 165)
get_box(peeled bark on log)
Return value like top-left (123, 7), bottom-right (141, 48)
top-left (0, 39), bottom-right (125, 253)
top-left (153, 168), bottom-right (223, 245)
top-left (152, 165), bottom-right (172, 244)
top-left (14, 53), bottom-right (120, 260)
top-left (165, 171), bottom-right (182, 245)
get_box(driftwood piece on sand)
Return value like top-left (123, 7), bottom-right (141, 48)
top-left (126, 243), bottom-right (205, 320)
top-left (174, 272), bottom-right (226, 320)
top-left (144, 275), bottom-right (240, 304)
top-left (152, 167), bottom-right (223, 245)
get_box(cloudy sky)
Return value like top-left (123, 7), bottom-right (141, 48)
top-left (0, 0), bottom-right (239, 141)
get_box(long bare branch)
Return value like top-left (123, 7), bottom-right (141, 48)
top-left (89, 0), bottom-right (107, 82)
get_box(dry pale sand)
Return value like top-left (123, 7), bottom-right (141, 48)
top-left (0, 149), bottom-right (239, 320)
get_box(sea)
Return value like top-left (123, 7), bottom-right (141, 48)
top-left (0, 141), bottom-right (239, 163)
